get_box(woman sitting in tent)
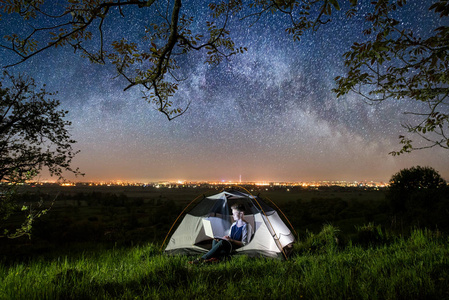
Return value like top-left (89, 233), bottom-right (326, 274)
top-left (189, 203), bottom-right (251, 264)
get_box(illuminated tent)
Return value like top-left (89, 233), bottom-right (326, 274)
top-left (163, 189), bottom-right (295, 259)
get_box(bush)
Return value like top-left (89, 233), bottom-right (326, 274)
top-left (295, 224), bottom-right (344, 254)
top-left (386, 166), bottom-right (449, 231)
top-left (353, 223), bottom-right (391, 248)
top-left (387, 166), bottom-right (447, 214)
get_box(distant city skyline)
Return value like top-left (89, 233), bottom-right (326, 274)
top-left (31, 179), bottom-right (391, 188)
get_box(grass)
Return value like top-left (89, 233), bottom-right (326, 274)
top-left (2, 186), bottom-right (448, 298)
top-left (1, 228), bottom-right (448, 300)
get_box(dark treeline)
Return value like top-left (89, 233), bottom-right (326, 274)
top-left (1, 184), bottom-right (448, 260)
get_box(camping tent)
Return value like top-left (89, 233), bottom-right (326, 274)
top-left (164, 189), bottom-right (295, 259)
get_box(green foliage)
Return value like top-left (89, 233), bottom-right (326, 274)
top-left (295, 224), bottom-right (343, 254)
top-left (353, 222), bottom-right (391, 248)
top-left (387, 165), bottom-right (447, 213)
top-left (334, 0), bottom-right (449, 154)
top-left (1, 187), bottom-right (56, 239)
top-left (389, 165), bottom-right (447, 191)
top-left (1, 173), bottom-right (56, 239)
top-left (0, 186), bottom-right (16, 223)
top-left (0, 71), bottom-right (80, 239)
top-left (0, 229), bottom-right (448, 299)
top-left (387, 166), bottom-right (448, 230)
top-left (1, 187), bottom-right (449, 298)
top-left (0, 72), bottom-right (81, 183)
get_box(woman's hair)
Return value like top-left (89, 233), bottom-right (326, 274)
top-left (231, 203), bottom-right (245, 213)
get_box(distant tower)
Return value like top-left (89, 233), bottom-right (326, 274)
top-left (239, 175), bottom-right (242, 183)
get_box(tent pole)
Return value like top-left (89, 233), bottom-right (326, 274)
top-left (159, 193), bottom-right (205, 252)
top-left (234, 185), bottom-right (290, 260)
top-left (264, 196), bottom-right (298, 238)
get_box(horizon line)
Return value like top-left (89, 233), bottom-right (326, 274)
top-left (30, 178), bottom-right (390, 185)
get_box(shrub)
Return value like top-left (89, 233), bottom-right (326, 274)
top-left (353, 222), bottom-right (391, 248)
top-left (295, 224), bottom-right (343, 254)
top-left (387, 166), bottom-right (446, 213)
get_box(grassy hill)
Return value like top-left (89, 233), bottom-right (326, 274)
top-left (1, 186), bottom-right (448, 299)
top-left (1, 227), bottom-right (448, 299)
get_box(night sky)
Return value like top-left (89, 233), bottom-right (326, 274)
top-left (1, 1), bottom-right (448, 183)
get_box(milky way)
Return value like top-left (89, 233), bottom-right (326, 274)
top-left (1, 1), bottom-right (448, 182)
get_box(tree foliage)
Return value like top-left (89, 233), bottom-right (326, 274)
top-left (0, 0), bottom-right (249, 120)
top-left (0, 71), bottom-right (81, 183)
top-left (0, 71), bottom-right (81, 238)
top-left (1, 185), bottom-right (56, 239)
top-left (387, 166), bottom-right (447, 226)
top-left (334, 0), bottom-right (449, 154)
top-left (389, 165), bottom-right (447, 192)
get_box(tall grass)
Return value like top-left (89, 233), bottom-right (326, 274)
top-left (1, 227), bottom-right (448, 299)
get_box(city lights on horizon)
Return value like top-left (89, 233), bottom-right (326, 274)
top-left (31, 173), bottom-right (392, 186)
top-left (26, 178), bottom-right (390, 188)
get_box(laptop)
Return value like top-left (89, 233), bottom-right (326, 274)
top-left (202, 218), bottom-right (217, 239)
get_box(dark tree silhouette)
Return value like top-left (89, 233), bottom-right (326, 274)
top-left (334, 0), bottom-right (449, 154)
top-left (387, 165), bottom-right (447, 229)
top-left (0, 71), bottom-right (81, 238)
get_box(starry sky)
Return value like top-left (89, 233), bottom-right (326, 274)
top-left (1, 0), bottom-right (448, 183)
